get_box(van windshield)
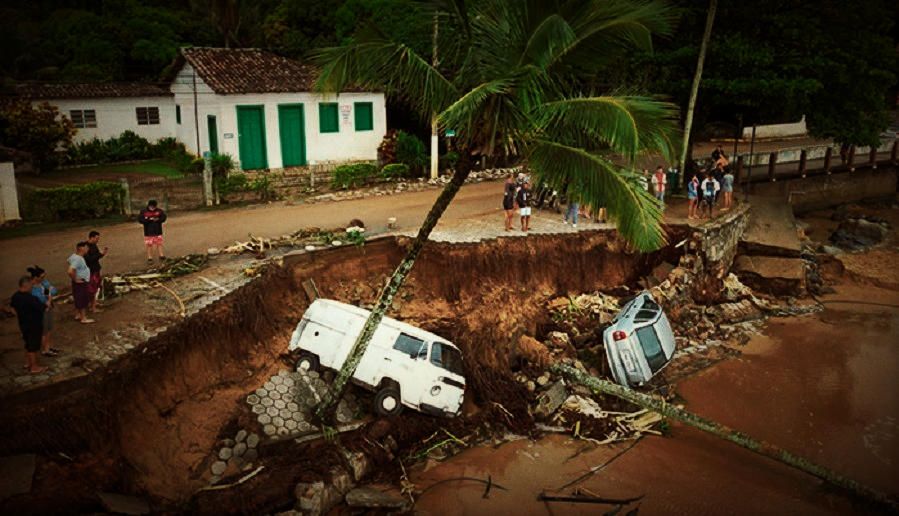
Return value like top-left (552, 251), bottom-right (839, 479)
top-left (635, 326), bottom-right (668, 373)
top-left (430, 342), bottom-right (464, 376)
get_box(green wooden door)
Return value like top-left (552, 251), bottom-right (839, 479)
top-left (278, 104), bottom-right (306, 167)
top-left (207, 115), bottom-right (219, 155)
top-left (236, 105), bottom-right (268, 170)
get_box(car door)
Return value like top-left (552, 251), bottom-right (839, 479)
top-left (381, 332), bottom-right (428, 407)
top-left (421, 342), bottom-right (466, 414)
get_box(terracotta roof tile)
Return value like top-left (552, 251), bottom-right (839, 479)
top-left (14, 82), bottom-right (172, 99)
top-left (181, 47), bottom-right (320, 94)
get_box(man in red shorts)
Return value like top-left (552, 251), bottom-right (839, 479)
top-left (85, 230), bottom-right (108, 313)
top-left (138, 199), bottom-right (167, 264)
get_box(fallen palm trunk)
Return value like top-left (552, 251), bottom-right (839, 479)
top-left (552, 364), bottom-right (898, 512)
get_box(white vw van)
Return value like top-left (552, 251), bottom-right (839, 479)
top-left (288, 299), bottom-right (466, 417)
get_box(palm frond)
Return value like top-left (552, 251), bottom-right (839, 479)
top-left (438, 78), bottom-right (514, 141)
top-left (537, 96), bottom-right (681, 163)
top-left (311, 34), bottom-right (458, 118)
top-left (519, 14), bottom-right (577, 67)
top-left (529, 139), bottom-right (666, 251)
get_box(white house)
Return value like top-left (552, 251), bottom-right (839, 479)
top-left (169, 47), bottom-right (387, 170)
top-left (15, 83), bottom-right (176, 143)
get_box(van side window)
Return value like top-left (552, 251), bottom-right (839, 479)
top-left (393, 333), bottom-right (426, 358)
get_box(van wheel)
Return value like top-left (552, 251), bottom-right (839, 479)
top-left (295, 352), bottom-right (319, 373)
top-left (374, 385), bottom-right (403, 417)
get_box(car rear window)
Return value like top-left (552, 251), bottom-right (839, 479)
top-left (431, 342), bottom-right (464, 376)
top-left (634, 309), bottom-right (657, 323)
top-left (635, 326), bottom-right (668, 373)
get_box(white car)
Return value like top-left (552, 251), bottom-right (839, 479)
top-left (602, 292), bottom-right (676, 388)
top-left (288, 299), bottom-right (466, 417)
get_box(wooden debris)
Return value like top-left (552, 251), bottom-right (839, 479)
top-left (538, 492), bottom-right (644, 505)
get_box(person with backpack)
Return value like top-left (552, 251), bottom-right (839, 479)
top-left (700, 171), bottom-right (721, 219)
top-left (138, 199), bottom-right (167, 263)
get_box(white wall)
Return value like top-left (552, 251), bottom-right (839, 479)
top-left (0, 162), bottom-right (21, 223)
top-left (37, 96), bottom-right (176, 143)
top-left (171, 65), bottom-right (386, 170)
top-left (742, 115), bottom-right (808, 140)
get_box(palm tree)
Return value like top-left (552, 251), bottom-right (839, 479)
top-left (311, 0), bottom-right (681, 420)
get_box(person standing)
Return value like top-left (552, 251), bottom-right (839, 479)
top-left (687, 173), bottom-right (700, 220)
top-left (516, 181), bottom-right (532, 232)
top-left (139, 199), bottom-right (167, 263)
top-left (28, 266), bottom-right (59, 357)
top-left (564, 197), bottom-right (579, 228)
top-left (651, 166), bottom-right (667, 206)
top-left (85, 230), bottom-right (108, 313)
top-left (700, 172), bottom-right (721, 219)
top-left (502, 174), bottom-right (516, 231)
top-left (721, 168), bottom-right (735, 211)
top-left (11, 276), bottom-right (46, 374)
top-left (67, 242), bottom-right (95, 324)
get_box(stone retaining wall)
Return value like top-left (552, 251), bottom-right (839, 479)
top-left (752, 166), bottom-right (897, 213)
top-left (676, 204), bottom-right (752, 302)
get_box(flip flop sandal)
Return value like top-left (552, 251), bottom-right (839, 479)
top-left (42, 350), bottom-right (59, 357)
top-left (49, 347), bottom-right (63, 353)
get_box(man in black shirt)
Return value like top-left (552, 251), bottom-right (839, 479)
top-left (516, 181), bottom-right (533, 232)
top-left (10, 276), bottom-right (46, 374)
top-left (85, 230), bottom-right (108, 313)
top-left (139, 199), bottom-right (167, 263)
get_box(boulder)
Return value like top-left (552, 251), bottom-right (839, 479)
top-left (345, 487), bottom-right (409, 510)
top-left (534, 380), bottom-right (568, 419)
top-left (734, 255), bottom-right (806, 297)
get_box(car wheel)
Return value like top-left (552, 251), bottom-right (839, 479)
top-left (295, 352), bottom-right (319, 373)
top-left (373, 385), bottom-right (403, 417)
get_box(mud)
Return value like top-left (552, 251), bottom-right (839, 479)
top-left (0, 228), bottom-right (679, 512)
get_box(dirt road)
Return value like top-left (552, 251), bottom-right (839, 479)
top-left (0, 181), bottom-right (503, 290)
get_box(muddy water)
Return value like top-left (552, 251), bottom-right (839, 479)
top-left (413, 285), bottom-right (899, 514)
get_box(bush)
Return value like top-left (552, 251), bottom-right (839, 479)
top-left (377, 129), bottom-right (398, 165)
top-left (65, 131), bottom-right (201, 174)
top-left (0, 100), bottom-right (75, 173)
top-left (214, 173), bottom-right (249, 199)
top-left (396, 130), bottom-right (427, 174)
top-left (440, 151), bottom-right (460, 171)
top-left (332, 163), bottom-right (378, 189)
top-left (249, 175), bottom-right (274, 201)
top-left (380, 163), bottom-right (411, 179)
top-left (21, 181), bottom-right (124, 222)
top-left (210, 153), bottom-right (235, 178)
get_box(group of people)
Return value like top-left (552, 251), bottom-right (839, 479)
top-left (11, 231), bottom-right (106, 373)
top-left (9, 199), bottom-right (169, 375)
top-left (503, 173), bottom-right (608, 231)
top-left (686, 145), bottom-right (735, 219)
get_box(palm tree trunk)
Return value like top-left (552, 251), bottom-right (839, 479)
top-left (678, 0), bottom-right (717, 172)
top-left (553, 364), bottom-right (898, 511)
top-left (315, 154), bottom-right (473, 421)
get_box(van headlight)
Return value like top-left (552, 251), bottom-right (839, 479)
top-left (620, 349), bottom-right (636, 372)
top-left (431, 385), bottom-right (441, 396)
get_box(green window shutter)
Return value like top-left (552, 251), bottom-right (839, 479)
top-left (176, 105), bottom-right (181, 124)
top-left (354, 102), bottom-right (373, 131)
top-left (319, 103), bottom-right (339, 133)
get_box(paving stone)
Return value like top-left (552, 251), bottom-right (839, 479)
top-left (233, 442), bottom-right (247, 457)
top-left (298, 422), bottom-right (314, 433)
top-left (292, 411), bottom-right (306, 422)
top-left (283, 377), bottom-right (295, 387)
top-left (219, 447), bottom-right (233, 461)
top-left (274, 399), bottom-right (286, 409)
top-left (272, 416), bottom-right (284, 427)
top-left (258, 414), bottom-right (271, 425)
top-left (277, 369), bottom-right (290, 377)
top-left (271, 375), bottom-right (283, 386)
top-left (287, 401), bottom-right (299, 412)
top-left (246, 394), bottom-right (260, 405)
top-left (307, 371), bottom-right (320, 379)
top-left (261, 397), bottom-right (274, 407)
top-left (255, 388), bottom-right (268, 398)
top-left (264, 381), bottom-right (275, 391)
top-left (276, 384), bottom-right (289, 394)
top-left (211, 461), bottom-right (227, 475)
top-left (263, 424), bottom-right (276, 436)
top-left (235, 429), bottom-right (247, 442)
top-left (270, 390), bottom-right (282, 400)
top-left (277, 427), bottom-right (290, 437)
top-left (279, 408), bottom-right (292, 419)
top-left (285, 419), bottom-right (298, 430)
top-left (252, 404), bottom-right (266, 415)
top-left (231, 456), bottom-right (245, 469)
top-left (266, 406), bottom-right (279, 417)
top-left (244, 448), bottom-right (258, 461)
top-left (247, 433), bottom-right (260, 448)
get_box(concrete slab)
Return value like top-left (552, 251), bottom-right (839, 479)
top-left (734, 255), bottom-right (806, 296)
top-left (741, 196), bottom-right (802, 257)
top-left (0, 454), bottom-right (35, 501)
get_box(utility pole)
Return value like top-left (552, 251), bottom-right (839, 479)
top-left (679, 0), bottom-right (718, 174)
top-left (429, 13), bottom-right (439, 180)
top-left (192, 72), bottom-right (201, 156)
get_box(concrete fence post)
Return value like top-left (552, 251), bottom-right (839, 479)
top-left (202, 153), bottom-right (214, 206)
top-left (847, 145), bottom-right (856, 171)
top-left (869, 146), bottom-right (877, 169)
top-left (768, 152), bottom-right (778, 182)
top-left (798, 149), bottom-right (807, 178)
top-left (824, 147), bottom-right (833, 174)
top-left (119, 177), bottom-right (132, 216)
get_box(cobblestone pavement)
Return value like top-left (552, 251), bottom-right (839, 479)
top-left (401, 210), bottom-right (615, 243)
top-left (206, 368), bottom-right (362, 485)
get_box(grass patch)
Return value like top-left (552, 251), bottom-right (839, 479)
top-left (69, 159), bottom-right (184, 179)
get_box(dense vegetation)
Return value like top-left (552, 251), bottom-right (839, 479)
top-left (0, 0), bottom-right (896, 146)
